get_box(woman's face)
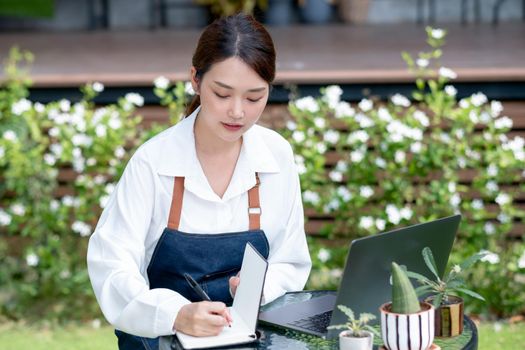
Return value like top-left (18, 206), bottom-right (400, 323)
top-left (191, 56), bottom-right (269, 144)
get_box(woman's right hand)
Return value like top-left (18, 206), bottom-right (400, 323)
top-left (174, 301), bottom-right (232, 336)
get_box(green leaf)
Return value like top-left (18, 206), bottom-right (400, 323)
top-left (459, 252), bottom-right (487, 271)
top-left (422, 247), bottom-right (440, 280)
top-left (455, 288), bottom-right (486, 301)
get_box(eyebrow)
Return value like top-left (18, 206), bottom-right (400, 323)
top-left (213, 81), bottom-right (266, 92)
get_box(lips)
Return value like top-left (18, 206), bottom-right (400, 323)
top-left (222, 122), bottom-right (243, 132)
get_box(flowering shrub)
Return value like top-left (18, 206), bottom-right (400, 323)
top-left (282, 28), bottom-right (525, 317)
top-left (0, 48), bottom-right (143, 321)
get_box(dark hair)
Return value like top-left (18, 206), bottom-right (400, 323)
top-left (185, 13), bottom-right (276, 116)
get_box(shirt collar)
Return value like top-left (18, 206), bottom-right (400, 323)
top-left (156, 105), bottom-right (280, 201)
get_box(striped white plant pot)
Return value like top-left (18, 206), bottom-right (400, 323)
top-left (380, 301), bottom-right (435, 350)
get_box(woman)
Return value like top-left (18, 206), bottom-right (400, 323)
top-left (87, 12), bottom-right (311, 349)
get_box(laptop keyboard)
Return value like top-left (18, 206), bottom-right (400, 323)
top-left (288, 310), bottom-right (333, 333)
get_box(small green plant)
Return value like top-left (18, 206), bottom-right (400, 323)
top-left (408, 247), bottom-right (487, 307)
top-left (391, 262), bottom-right (421, 314)
top-left (327, 305), bottom-right (379, 338)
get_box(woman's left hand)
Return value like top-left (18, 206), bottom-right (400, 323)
top-left (228, 273), bottom-right (240, 297)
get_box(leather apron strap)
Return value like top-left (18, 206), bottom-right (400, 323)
top-left (167, 173), bottom-right (261, 231)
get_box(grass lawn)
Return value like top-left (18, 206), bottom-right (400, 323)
top-left (0, 320), bottom-right (524, 349)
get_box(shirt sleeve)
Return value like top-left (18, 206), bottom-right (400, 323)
top-left (87, 152), bottom-right (190, 338)
top-left (262, 147), bottom-right (312, 304)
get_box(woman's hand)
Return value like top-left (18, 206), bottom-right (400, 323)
top-left (174, 301), bottom-right (232, 336)
top-left (229, 274), bottom-right (240, 297)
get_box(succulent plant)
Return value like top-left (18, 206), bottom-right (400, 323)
top-left (391, 262), bottom-right (421, 314)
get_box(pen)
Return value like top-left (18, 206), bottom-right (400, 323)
top-left (183, 273), bottom-right (211, 302)
top-left (183, 273), bottom-right (232, 327)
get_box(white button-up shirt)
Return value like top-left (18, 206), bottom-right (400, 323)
top-left (87, 105), bottom-right (311, 337)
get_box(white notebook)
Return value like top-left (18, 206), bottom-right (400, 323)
top-left (176, 242), bottom-right (268, 349)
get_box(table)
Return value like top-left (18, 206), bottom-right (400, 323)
top-left (161, 291), bottom-right (478, 350)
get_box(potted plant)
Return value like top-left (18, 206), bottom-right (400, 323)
top-left (408, 247), bottom-right (487, 337)
top-left (327, 305), bottom-right (379, 350)
top-left (380, 262), bottom-right (435, 350)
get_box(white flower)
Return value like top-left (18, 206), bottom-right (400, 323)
top-left (11, 98), bottom-right (32, 115)
top-left (494, 116), bottom-right (513, 130)
top-left (471, 92), bottom-right (488, 107)
top-left (324, 130), bottom-right (339, 144)
top-left (26, 253), bottom-right (39, 267)
top-left (495, 193), bottom-right (511, 206)
top-left (50, 200), bottom-right (60, 212)
top-left (487, 164), bottom-right (498, 177)
top-left (347, 130), bottom-right (369, 144)
top-left (358, 98), bottom-right (373, 112)
top-left (95, 124), bottom-right (107, 137)
top-left (59, 99), bottom-right (71, 112)
top-left (337, 186), bottom-right (352, 201)
top-left (518, 250), bottom-right (525, 269)
top-left (439, 67), bottom-right (457, 80)
top-left (359, 186), bottom-right (374, 198)
top-left (413, 111), bottom-right (430, 127)
top-left (313, 117), bottom-right (325, 129)
top-left (375, 158), bottom-right (386, 168)
top-left (0, 146), bottom-right (4, 159)
top-left (44, 154), bottom-right (56, 166)
top-left (72, 134), bottom-right (93, 147)
top-left (335, 160), bottom-right (348, 172)
top-left (184, 82), bottom-right (195, 95)
top-left (359, 216), bottom-right (375, 230)
top-left (324, 199), bottom-right (340, 212)
top-left (355, 113), bottom-right (374, 128)
top-left (375, 218), bottom-right (386, 231)
top-left (386, 205), bottom-right (401, 225)
top-left (99, 195), bottom-right (110, 208)
top-left (291, 131), bottom-right (305, 144)
top-left (416, 58), bottom-right (429, 68)
top-left (286, 121), bottom-right (297, 131)
top-left (391, 93), bottom-right (411, 107)
top-left (452, 264), bottom-right (461, 274)
top-left (92, 81), bottom-right (104, 92)
top-left (334, 101), bottom-right (355, 119)
top-left (105, 183), bottom-right (116, 195)
top-left (486, 181), bottom-right (499, 193)
top-left (440, 132), bottom-right (451, 144)
top-left (491, 101), bottom-right (503, 117)
top-left (62, 195), bottom-right (75, 207)
top-left (448, 182), bottom-right (456, 193)
top-left (295, 96), bottom-right (319, 113)
top-left (450, 193), bottom-right (461, 207)
top-left (114, 146), bottom-right (126, 159)
top-left (502, 136), bottom-right (525, 161)
top-left (351, 149), bottom-right (365, 163)
top-left (498, 213), bottom-right (510, 223)
top-left (444, 85), bottom-right (457, 96)
top-left (395, 150), bottom-right (405, 163)
top-left (0, 209), bottom-right (12, 226)
top-left (480, 250), bottom-right (500, 264)
top-left (34, 102), bottom-right (45, 113)
top-left (50, 143), bottom-right (63, 157)
top-left (303, 190), bottom-right (320, 205)
top-left (316, 143), bottom-right (327, 154)
top-left (400, 207), bottom-right (413, 220)
top-left (154, 76), bottom-right (170, 89)
top-left (472, 199), bottom-right (484, 210)
top-left (73, 157), bottom-right (86, 173)
top-left (484, 222), bottom-right (495, 235)
top-left (329, 170), bottom-right (343, 182)
top-left (410, 142), bottom-right (422, 153)
top-left (48, 127), bottom-right (60, 138)
top-left (125, 93), bottom-right (144, 107)
top-left (459, 98), bottom-right (470, 109)
top-left (378, 107), bottom-right (392, 122)
top-left (317, 248), bottom-right (331, 263)
top-left (72, 221), bottom-right (92, 237)
top-left (11, 203), bottom-right (26, 216)
top-left (324, 85), bottom-right (343, 109)
top-left (3, 130), bottom-right (17, 141)
top-left (109, 117), bottom-right (122, 130)
top-left (431, 28), bottom-right (445, 39)
top-left (86, 158), bottom-right (96, 166)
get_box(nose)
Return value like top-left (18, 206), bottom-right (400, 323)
top-left (229, 98), bottom-right (244, 119)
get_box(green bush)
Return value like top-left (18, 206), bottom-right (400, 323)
top-left (282, 28), bottom-right (525, 317)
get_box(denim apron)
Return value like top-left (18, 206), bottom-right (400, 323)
top-left (115, 174), bottom-right (270, 350)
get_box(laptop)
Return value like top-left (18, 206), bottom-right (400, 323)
top-left (258, 214), bottom-right (461, 340)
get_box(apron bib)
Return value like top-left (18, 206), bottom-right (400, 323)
top-left (116, 174), bottom-right (269, 350)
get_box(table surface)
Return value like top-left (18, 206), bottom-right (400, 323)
top-left (161, 290), bottom-right (478, 350)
